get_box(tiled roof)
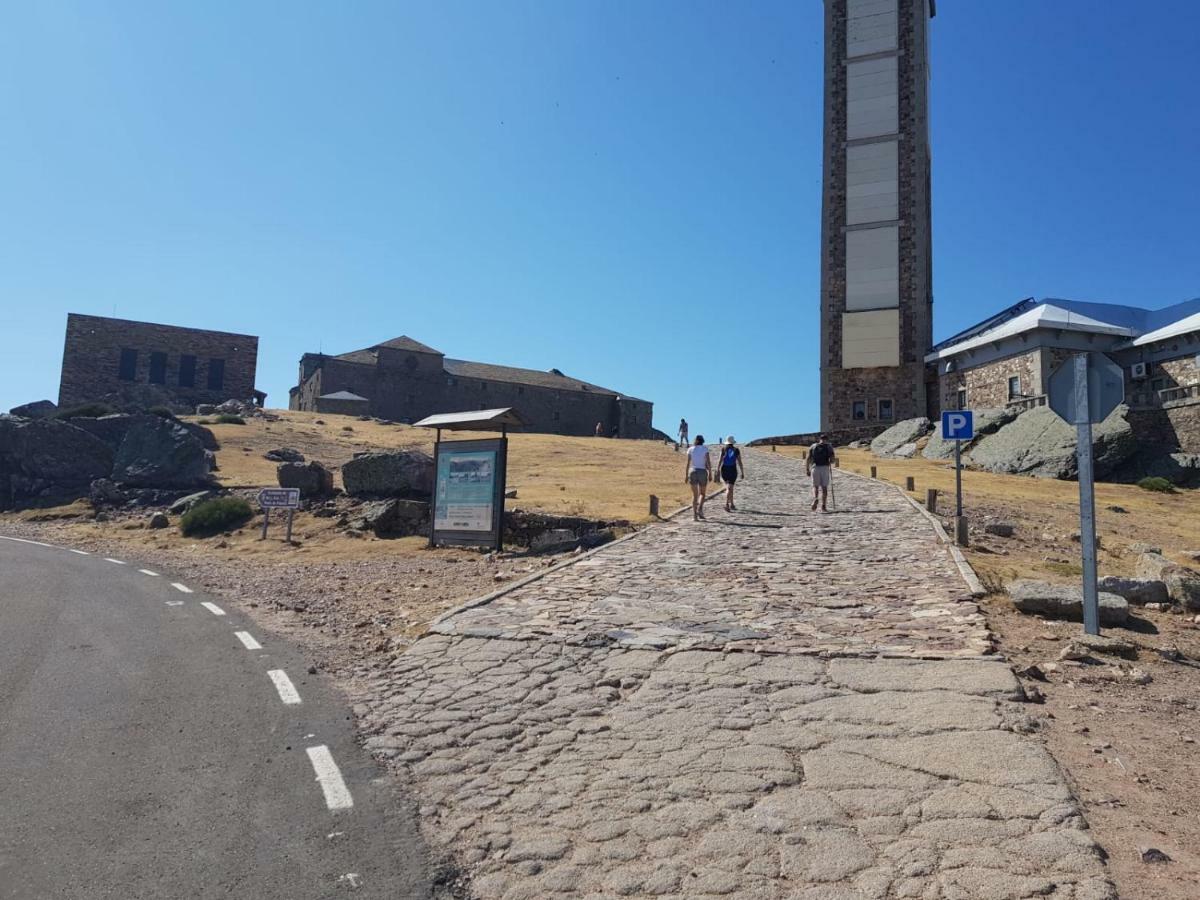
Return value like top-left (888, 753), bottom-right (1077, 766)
top-left (374, 336), bottom-right (443, 354)
top-left (443, 358), bottom-right (627, 396)
top-left (333, 349), bottom-right (378, 365)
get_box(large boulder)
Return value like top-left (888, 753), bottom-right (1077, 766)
top-left (8, 400), bottom-right (57, 419)
top-left (1008, 579), bottom-right (1129, 626)
top-left (923, 407), bottom-right (1018, 460)
top-left (347, 498), bottom-right (430, 536)
top-left (110, 417), bottom-right (213, 488)
top-left (0, 416), bottom-right (114, 510)
top-left (968, 404), bottom-right (1136, 479)
top-left (870, 418), bottom-right (931, 457)
top-left (277, 461), bottom-right (333, 498)
top-left (341, 450), bottom-right (434, 498)
top-left (265, 447), bottom-right (305, 463)
top-left (1097, 576), bottom-right (1170, 606)
top-left (1135, 553), bottom-right (1200, 611)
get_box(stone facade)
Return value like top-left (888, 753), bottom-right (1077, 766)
top-left (819, 0), bottom-right (934, 432)
top-left (289, 336), bottom-right (654, 438)
top-left (937, 348), bottom-right (1042, 412)
top-left (58, 314), bottom-right (259, 411)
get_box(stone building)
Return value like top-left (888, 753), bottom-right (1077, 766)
top-left (819, 0), bottom-right (935, 436)
top-left (926, 297), bottom-right (1200, 452)
top-left (289, 336), bottom-right (655, 438)
top-left (58, 314), bottom-right (261, 411)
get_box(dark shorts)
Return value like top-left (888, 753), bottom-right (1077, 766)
top-left (720, 466), bottom-right (738, 484)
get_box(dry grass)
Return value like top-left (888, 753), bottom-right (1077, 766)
top-left (773, 445), bottom-right (1200, 587)
top-left (198, 409), bottom-right (699, 523)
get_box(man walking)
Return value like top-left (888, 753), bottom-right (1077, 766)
top-left (805, 434), bottom-right (837, 512)
top-left (678, 418), bottom-right (689, 450)
top-left (684, 434), bottom-right (711, 521)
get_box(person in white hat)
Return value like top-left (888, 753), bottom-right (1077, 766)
top-left (717, 436), bottom-right (745, 512)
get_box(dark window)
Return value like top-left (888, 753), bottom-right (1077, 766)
top-left (480, 381), bottom-right (487, 391)
top-left (956, 388), bottom-right (967, 409)
top-left (553, 411), bottom-right (560, 421)
top-left (178, 355), bottom-right (196, 388)
top-left (517, 386), bottom-right (524, 394)
top-left (148, 351), bottom-right (167, 385)
top-left (878, 399), bottom-right (894, 420)
top-left (118, 349), bottom-right (138, 381)
top-left (1007, 375), bottom-right (1020, 399)
top-left (851, 400), bottom-right (866, 421)
top-left (207, 358), bottom-right (225, 391)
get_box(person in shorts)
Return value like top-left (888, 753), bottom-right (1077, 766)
top-left (805, 434), bottom-right (837, 512)
top-left (684, 434), bottom-right (711, 521)
top-left (678, 418), bottom-right (689, 449)
top-left (717, 436), bottom-right (745, 512)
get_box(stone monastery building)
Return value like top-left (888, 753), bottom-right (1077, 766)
top-left (289, 336), bottom-right (655, 438)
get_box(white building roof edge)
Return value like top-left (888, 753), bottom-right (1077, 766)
top-left (1127, 310), bottom-right (1200, 347)
top-left (924, 303), bottom-right (1137, 363)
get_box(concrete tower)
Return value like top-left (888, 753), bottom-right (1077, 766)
top-left (819, 0), bottom-right (934, 434)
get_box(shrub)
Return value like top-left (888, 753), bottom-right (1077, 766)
top-left (1137, 476), bottom-right (1176, 493)
top-left (147, 405), bottom-right (177, 420)
top-left (180, 497), bottom-right (253, 536)
top-left (214, 414), bottom-right (246, 425)
top-left (55, 403), bottom-right (113, 419)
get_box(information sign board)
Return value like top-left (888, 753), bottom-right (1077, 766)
top-left (258, 488), bottom-right (300, 509)
top-left (431, 437), bottom-right (507, 549)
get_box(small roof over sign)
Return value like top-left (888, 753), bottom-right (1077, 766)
top-left (414, 407), bottom-right (529, 432)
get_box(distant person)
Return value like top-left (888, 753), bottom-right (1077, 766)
top-left (610, 424), bottom-right (619, 439)
top-left (718, 437), bottom-right (745, 512)
top-left (594, 421), bottom-right (604, 437)
top-left (678, 418), bottom-right (689, 448)
top-left (684, 434), bottom-right (711, 521)
top-left (805, 434), bottom-right (837, 512)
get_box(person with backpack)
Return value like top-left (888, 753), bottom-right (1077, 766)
top-left (678, 418), bottom-right (689, 450)
top-left (683, 434), bottom-right (712, 521)
top-left (717, 437), bottom-right (745, 512)
top-left (805, 434), bottom-right (837, 512)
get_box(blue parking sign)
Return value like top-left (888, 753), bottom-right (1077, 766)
top-left (941, 410), bottom-right (974, 441)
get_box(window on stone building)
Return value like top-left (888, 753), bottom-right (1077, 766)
top-left (1008, 376), bottom-right (1021, 400)
top-left (207, 358), bottom-right (225, 391)
top-left (877, 399), bottom-right (894, 420)
top-left (851, 400), bottom-right (866, 420)
top-left (956, 388), bottom-right (967, 409)
top-left (446, 376), bottom-right (457, 387)
top-left (148, 352), bottom-right (167, 385)
top-left (178, 355), bottom-right (196, 388)
top-left (517, 386), bottom-right (524, 394)
top-left (480, 381), bottom-right (487, 390)
top-left (553, 411), bottom-right (561, 421)
top-left (118, 349), bottom-right (138, 381)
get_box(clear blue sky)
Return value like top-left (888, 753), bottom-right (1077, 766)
top-left (2, 1), bottom-right (1197, 439)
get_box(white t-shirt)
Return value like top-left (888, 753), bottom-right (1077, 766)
top-left (687, 444), bottom-right (709, 470)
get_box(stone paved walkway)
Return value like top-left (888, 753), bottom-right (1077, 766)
top-left (351, 451), bottom-right (1115, 899)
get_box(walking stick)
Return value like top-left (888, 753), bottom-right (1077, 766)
top-left (830, 475), bottom-right (837, 512)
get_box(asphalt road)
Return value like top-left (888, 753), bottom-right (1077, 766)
top-left (0, 536), bottom-right (433, 900)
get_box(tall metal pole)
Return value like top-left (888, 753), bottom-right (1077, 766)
top-left (1074, 353), bottom-right (1100, 635)
top-left (954, 439), bottom-right (963, 517)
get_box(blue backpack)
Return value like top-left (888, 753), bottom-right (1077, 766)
top-left (721, 446), bottom-right (738, 468)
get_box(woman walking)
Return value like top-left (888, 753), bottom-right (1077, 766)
top-left (718, 436), bottom-right (745, 511)
top-left (684, 434), bottom-right (711, 521)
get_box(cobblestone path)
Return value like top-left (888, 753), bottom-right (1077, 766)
top-left (351, 451), bottom-right (1115, 899)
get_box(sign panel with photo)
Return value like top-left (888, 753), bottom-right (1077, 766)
top-left (434, 449), bottom-right (497, 532)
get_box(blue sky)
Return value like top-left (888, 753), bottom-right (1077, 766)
top-left (2, 1), bottom-right (1197, 439)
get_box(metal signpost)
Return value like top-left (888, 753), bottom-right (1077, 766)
top-left (940, 410), bottom-right (974, 545)
top-left (258, 487), bottom-right (300, 542)
top-left (1047, 352), bottom-right (1125, 636)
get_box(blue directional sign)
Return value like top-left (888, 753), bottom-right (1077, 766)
top-left (941, 410), bottom-right (974, 441)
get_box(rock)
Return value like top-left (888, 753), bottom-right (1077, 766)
top-left (1017, 663), bottom-right (1048, 681)
top-left (109, 417), bottom-right (212, 488)
top-left (195, 404), bottom-right (216, 415)
top-left (505, 487), bottom-right (518, 499)
top-left (985, 522), bottom-right (1015, 538)
top-left (923, 407), bottom-right (1018, 460)
top-left (1058, 642), bottom-right (1090, 661)
top-left (1139, 847), bottom-right (1171, 864)
top-left (1105, 505), bottom-right (1128, 513)
top-left (1129, 542), bottom-right (1163, 556)
top-left (341, 450), bottom-right (434, 498)
top-left (846, 439), bottom-right (867, 449)
top-left (1186, 550), bottom-right (1200, 563)
top-left (169, 489), bottom-right (217, 515)
top-left (1136, 553), bottom-right (1200, 611)
top-left (1097, 576), bottom-right (1169, 606)
top-left (148, 512), bottom-right (169, 529)
top-left (1129, 452), bottom-right (1200, 486)
top-left (870, 417), bottom-right (931, 457)
top-left (1127, 668), bottom-right (1153, 685)
top-left (1008, 579), bottom-right (1129, 626)
top-left (88, 478), bottom-right (126, 506)
top-left (277, 461), bottom-right (334, 498)
top-left (969, 404), bottom-right (1136, 479)
top-left (0, 417), bottom-right (115, 510)
top-left (891, 441), bottom-right (919, 458)
top-left (1073, 633), bottom-right (1138, 659)
top-left (530, 528), bottom-right (580, 553)
top-left (347, 498), bottom-right (430, 536)
top-left (264, 447), bottom-right (305, 463)
top-left (8, 400), bottom-right (57, 419)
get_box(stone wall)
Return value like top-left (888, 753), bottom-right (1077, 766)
top-left (1127, 402), bottom-right (1200, 454)
top-left (314, 395), bottom-right (370, 417)
top-left (938, 348), bottom-right (1042, 411)
top-left (59, 314), bottom-right (258, 410)
top-left (1156, 353), bottom-right (1200, 390)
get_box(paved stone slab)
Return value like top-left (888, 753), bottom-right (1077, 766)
top-left (350, 451), bottom-right (1114, 898)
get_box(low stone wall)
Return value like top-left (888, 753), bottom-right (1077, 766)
top-left (750, 425), bottom-right (886, 448)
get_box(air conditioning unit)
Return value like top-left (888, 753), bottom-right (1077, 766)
top-left (1130, 362), bottom-right (1148, 379)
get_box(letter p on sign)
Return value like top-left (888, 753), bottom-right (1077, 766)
top-left (941, 410), bottom-right (974, 441)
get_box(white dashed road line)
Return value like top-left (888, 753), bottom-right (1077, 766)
top-left (171, 582), bottom-right (194, 594)
top-left (165, 600), bottom-right (185, 607)
top-left (234, 631), bottom-right (263, 650)
top-left (68, 548), bottom-right (90, 555)
top-left (103, 558), bottom-right (126, 565)
top-left (138, 569), bottom-right (160, 577)
top-left (306, 745), bottom-right (354, 811)
top-left (268, 670), bottom-right (302, 705)
top-left (200, 601), bottom-right (225, 615)
top-left (0, 536), bottom-right (54, 548)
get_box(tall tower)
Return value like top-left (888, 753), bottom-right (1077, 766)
top-left (819, 0), bottom-right (934, 432)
